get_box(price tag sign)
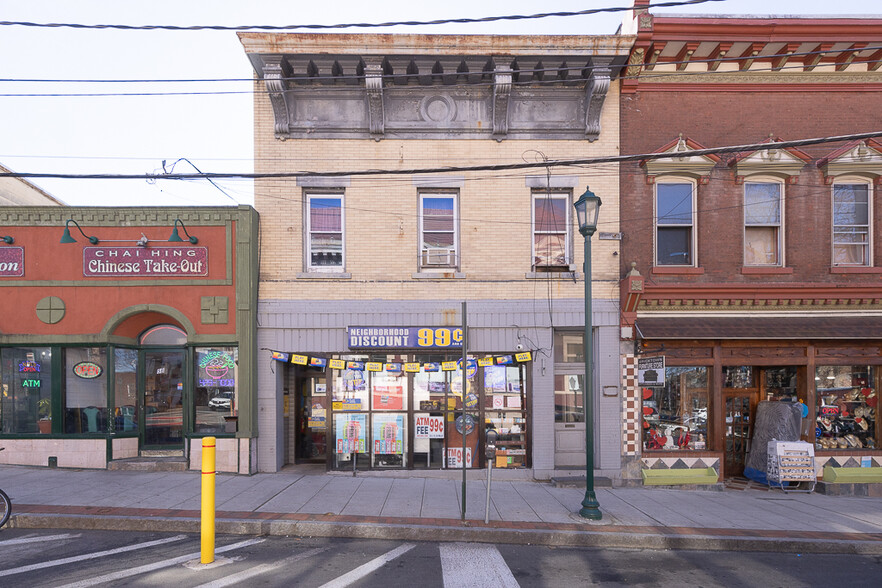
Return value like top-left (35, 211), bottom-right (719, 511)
top-left (414, 415), bottom-right (444, 439)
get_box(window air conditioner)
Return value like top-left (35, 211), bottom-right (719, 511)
top-left (422, 248), bottom-right (454, 266)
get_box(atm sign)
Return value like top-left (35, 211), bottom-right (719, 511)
top-left (414, 415), bottom-right (444, 439)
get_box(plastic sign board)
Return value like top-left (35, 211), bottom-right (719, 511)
top-left (446, 447), bottom-right (473, 468)
top-left (0, 247), bottom-right (24, 277)
top-left (348, 326), bottom-right (463, 349)
top-left (637, 356), bottom-right (665, 387)
top-left (73, 362), bottom-right (103, 379)
top-left (414, 415), bottom-right (444, 439)
top-left (83, 247), bottom-right (207, 277)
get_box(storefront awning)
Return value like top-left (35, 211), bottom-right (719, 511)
top-left (635, 316), bottom-right (882, 340)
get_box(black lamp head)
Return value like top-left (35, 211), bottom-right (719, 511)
top-left (169, 219), bottom-right (198, 244)
top-left (60, 220), bottom-right (99, 245)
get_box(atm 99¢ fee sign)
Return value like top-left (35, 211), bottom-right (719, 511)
top-left (414, 415), bottom-right (444, 439)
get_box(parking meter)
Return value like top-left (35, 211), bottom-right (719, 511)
top-left (484, 427), bottom-right (499, 523)
top-left (486, 428), bottom-right (499, 458)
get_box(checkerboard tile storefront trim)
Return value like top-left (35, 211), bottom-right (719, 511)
top-left (622, 355), bottom-right (639, 456)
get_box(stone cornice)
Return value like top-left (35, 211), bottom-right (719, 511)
top-left (238, 33), bottom-right (635, 57)
top-left (239, 33), bottom-right (632, 142)
top-left (0, 205), bottom-right (249, 225)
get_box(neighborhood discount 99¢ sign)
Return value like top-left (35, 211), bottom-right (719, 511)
top-left (414, 415), bottom-right (444, 439)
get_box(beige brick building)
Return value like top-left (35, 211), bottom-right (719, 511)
top-left (241, 33), bottom-right (632, 480)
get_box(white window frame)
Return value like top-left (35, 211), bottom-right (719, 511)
top-left (418, 191), bottom-right (459, 270)
top-left (531, 189), bottom-right (572, 270)
top-left (305, 191), bottom-right (345, 272)
top-left (743, 177), bottom-right (785, 267)
top-left (832, 177), bottom-right (873, 267)
top-left (654, 178), bottom-right (697, 267)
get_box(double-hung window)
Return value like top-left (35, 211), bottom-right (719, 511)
top-left (419, 192), bottom-right (458, 269)
top-left (744, 180), bottom-right (783, 266)
top-left (532, 190), bottom-right (571, 270)
top-left (833, 181), bottom-right (871, 266)
top-left (306, 193), bottom-right (344, 271)
top-left (655, 180), bottom-right (695, 266)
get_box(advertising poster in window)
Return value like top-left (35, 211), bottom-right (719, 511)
top-left (373, 413), bottom-right (404, 454)
top-left (637, 356), bottom-right (665, 388)
top-left (372, 384), bottom-right (403, 410)
top-left (335, 414), bottom-right (366, 454)
top-left (414, 415), bottom-right (444, 439)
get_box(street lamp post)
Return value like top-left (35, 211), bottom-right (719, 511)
top-left (573, 187), bottom-right (602, 520)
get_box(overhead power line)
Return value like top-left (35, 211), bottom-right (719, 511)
top-left (2, 43), bottom-right (880, 98)
top-left (1, 130), bottom-right (880, 182)
top-left (0, 1), bottom-right (720, 31)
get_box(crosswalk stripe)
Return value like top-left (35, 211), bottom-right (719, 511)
top-left (54, 537), bottom-right (266, 588)
top-left (0, 534), bottom-right (188, 577)
top-left (318, 543), bottom-right (416, 588)
top-left (0, 533), bottom-right (81, 546)
top-left (192, 546), bottom-right (328, 588)
top-left (440, 542), bottom-right (520, 588)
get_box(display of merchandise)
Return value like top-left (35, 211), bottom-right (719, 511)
top-left (816, 381), bottom-right (877, 450)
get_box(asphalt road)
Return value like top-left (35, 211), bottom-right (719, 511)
top-left (1, 529), bottom-right (881, 587)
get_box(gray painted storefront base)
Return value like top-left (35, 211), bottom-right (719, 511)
top-left (256, 299), bottom-right (622, 479)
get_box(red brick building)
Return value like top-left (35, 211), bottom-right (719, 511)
top-left (618, 7), bottom-right (882, 485)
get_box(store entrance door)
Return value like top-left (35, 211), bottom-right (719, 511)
top-left (295, 372), bottom-right (328, 463)
top-left (724, 392), bottom-right (757, 477)
top-left (140, 349), bottom-right (185, 451)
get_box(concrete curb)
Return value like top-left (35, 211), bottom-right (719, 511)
top-left (9, 513), bottom-right (882, 555)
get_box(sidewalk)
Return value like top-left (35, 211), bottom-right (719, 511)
top-left (3, 465), bottom-right (882, 554)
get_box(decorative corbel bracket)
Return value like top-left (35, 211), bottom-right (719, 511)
top-left (261, 56), bottom-right (292, 137)
top-left (585, 66), bottom-right (611, 142)
top-left (364, 60), bottom-right (385, 140)
top-left (492, 67), bottom-right (512, 140)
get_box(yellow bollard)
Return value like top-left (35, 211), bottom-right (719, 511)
top-left (201, 436), bottom-right (216, 564)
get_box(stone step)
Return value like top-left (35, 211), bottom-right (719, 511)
top-left (107, 457), bottom-right (189, 472)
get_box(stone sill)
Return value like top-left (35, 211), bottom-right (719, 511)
top-left (525, 272), bottom-right (582, 280)
top-left (411, 272), bottom-right (465, 279)
top-left (651, 266), bottom-right (705, 275)
top-left (741, 266), bottom-right (794, 275)
top-left (830, 266), bottom-right (882, 274)
top-left (296, 272), bottom-right (352, 279)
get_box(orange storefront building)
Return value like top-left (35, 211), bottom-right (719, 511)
top-left (0, 206), bottom-right (259, 473)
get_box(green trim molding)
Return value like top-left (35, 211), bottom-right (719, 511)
top-left (642, 467), bottom-right (720, 485)
top-left (823, 465), bottom-right (882, 484)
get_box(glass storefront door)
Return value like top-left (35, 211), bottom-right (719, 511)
top-left (140, 350), bottom-right (185, 450)
top-left (296, 372), bottom-right (328, 463)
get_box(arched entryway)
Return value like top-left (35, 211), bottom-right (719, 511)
top-left (138, 325), bottom-right (188, 450)
top-left (105, 308), bottom-right (194, 454)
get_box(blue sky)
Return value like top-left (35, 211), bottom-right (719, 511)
top-left (0, 0), bottom-right (878, 206)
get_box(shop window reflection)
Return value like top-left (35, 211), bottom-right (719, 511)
top-left (194, 347), bottom-right (238, 435)
top-left (113, 349), bottom-right (138, 432)
top-left (723, 366), bottom-right (754, 388)
top-left (815, 365), bottom-right (877, 450)
top-left (642, 366), bottom-right (708, 451)
top-left (63, 347), bottom-right (108, 434)
top-left (329, 353), bottom-right (528, 470)
top-left (483, 364), bottom-right (527, 469)
top-left (0, 347), bottom-right (53, 434)
top-left (554, 374), bottom-right (583, 423)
